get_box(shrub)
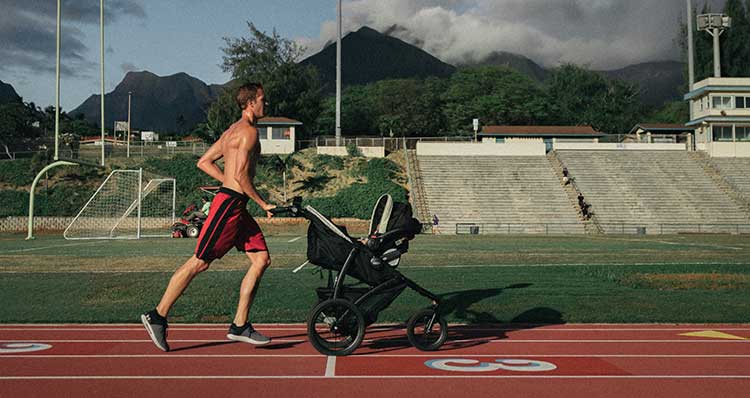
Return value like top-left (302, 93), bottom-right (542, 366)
top-left (0, 159), bottom-right (35, 186)
top-left (346, 142), bottom-right (363, 157)
top-left (311, 154), bottom-right (344, 171)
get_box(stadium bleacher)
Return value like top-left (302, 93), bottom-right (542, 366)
top-left (556, 150), bottom-right (750, 234)
top-left (416, 156), bottom-right (584, 234)
top-left (710, 158), bottom-right (750, 202)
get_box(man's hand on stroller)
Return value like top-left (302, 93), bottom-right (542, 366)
top-left (262, 203), bottom-right (276, 219)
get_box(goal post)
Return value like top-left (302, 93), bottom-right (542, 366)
top-left (63, 169), bottom-right (176, 240)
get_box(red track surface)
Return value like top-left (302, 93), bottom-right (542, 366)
top-left (1, 324), bottom-right (749, 397)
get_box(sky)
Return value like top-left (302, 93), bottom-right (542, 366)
top-left (0, 0), bottom-right (725, 111)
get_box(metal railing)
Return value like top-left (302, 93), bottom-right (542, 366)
top-left (455, 223), bottom-right (585, 235)
top-left (453, 222), bottom-right (750, 235)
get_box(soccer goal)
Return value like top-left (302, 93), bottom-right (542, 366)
top-left (63, 169), bottom-right (176, 240)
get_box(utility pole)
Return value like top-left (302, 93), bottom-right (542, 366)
top-left (127, 91), bottom-right (132, 158)
top-left (54, 0), bottom-right (61, 161)
top-left (335, 0), bottom-right (342, 147)
top-left (100, 0), bottom-right (105, 166)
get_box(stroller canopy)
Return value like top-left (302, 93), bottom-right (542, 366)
top-left (305, 194), bottom-right (421, 286)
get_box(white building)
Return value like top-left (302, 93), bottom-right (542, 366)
top-left (256, 117), bottom-right (302, 155)
top-left (685, 77), bottom-right (750, 157)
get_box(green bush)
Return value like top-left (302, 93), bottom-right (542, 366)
top-left (304, 180), bottom-right (407, 219)
top-left (311, 154), bottom-right (344, 171)
top-left (350, 157), bottom-right (400, 181)
top-left (346, 143), bottom-right (363, 157)
top-left (0, 159), bottom-right (36, 186)
top-left (0, 190), bottom-right (28, 217)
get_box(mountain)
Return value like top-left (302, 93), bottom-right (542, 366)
top-left (0, 80), bottom-right (22, 104)
top-left (300, 26), bottom-right (456, 91)
top-left (467, 54), bottom-right (683, 106)
top-left (600, 61), bottom-right (685, 107)
top-left (71, 71), bottom-right (228, 133)
top-left (462, 51), bottom-right (548, 82)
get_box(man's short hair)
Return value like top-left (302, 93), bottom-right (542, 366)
top-left (236, 83), bottom-right (264, 110)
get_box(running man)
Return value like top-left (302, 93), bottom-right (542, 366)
top-left (141, 83), bottom-right (276, 352)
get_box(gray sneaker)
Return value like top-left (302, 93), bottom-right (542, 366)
top-left (141, 310), bottom-right (170, 352)
top-left (227, 322), bottom-right (271, 345)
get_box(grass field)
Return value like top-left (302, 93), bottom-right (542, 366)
top-left (1, 232), bottom-right (749, 324)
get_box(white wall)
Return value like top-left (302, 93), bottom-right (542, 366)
top-left (553, 142), bottom-right (687, 151)
top-left (708, 142), bottom-right (750, 158)
top-left (259, 126), bottom-right (296, 155)
top-left (317, 146), bottom-right (385, 158)
top-left (416, 141), bottom-right (546, 156)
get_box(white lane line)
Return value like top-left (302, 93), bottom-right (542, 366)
top-left (2, 327), bottom-right (750, 332)
top-left (287, 236), bottom-right (304, 243)
top-left (1, 339), bottom-right (748, 344)
top-left (0, 323), bottom-right (309, 327)
top-left (0, 340), bottom-right (306, 343)
top-left (325, 356), bottom-right (336, 377)
top-left (3, 354), bottom-right (750, 359)
top-left (3, 241), bottom-right (102, 254)
top-left (0, 328), bottom-right (308, 331)
top-left (589, 235), bottom-right (744, 251)
top-left (1, 375), bottom-right (749, 380)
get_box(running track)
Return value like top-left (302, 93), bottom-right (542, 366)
top-left (1, 324), bottom-right (749, 397)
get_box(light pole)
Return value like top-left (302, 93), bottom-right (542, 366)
top-left (127, 91), bottom-right (132, 158)
top-left (54, 0), bottom-right (61, 161)
top-left (335, 0), bottom-right (342, 147)
top-left (697, 13), bottom-right (732, 78)
top-left (686, 0), bottom-right (695, 91)
top-left (100, 0), bottom-right (105, 166)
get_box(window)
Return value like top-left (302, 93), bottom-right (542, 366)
top-left (737, 97), bottom-right (746, 109)
top-left (271, 127), bottom-right (291, 140)
top-left (712, 96), bottom-right (733, 109)
top-left (713, 125), bottom-right (733, 142)
top-left (737, 126), bottom-right (750, 142)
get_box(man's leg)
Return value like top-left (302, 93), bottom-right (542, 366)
top-left (233, 251), bottom-right (271, 326)
top-left (226, 251), bottom-right (272, 345)
top-left (142, 255), bottom-right (211, 352)
top-left (156, 255), bottom-right (211, 317)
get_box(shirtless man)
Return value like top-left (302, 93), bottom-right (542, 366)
top-left (141, 83), bottom-right (275, 351)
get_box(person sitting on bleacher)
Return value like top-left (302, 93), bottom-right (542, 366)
top-left (562, 167), bottom-right (570, 185)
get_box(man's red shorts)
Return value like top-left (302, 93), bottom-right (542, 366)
top-left (195, 187), bottom-right (268, 262)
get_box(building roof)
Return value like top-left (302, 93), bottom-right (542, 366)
top-left (479, 125), bottom-right (604, 137)
top-left (257, 117), bottom-right (302, 126)
top-left (629, 124), bottom-right (695, 134)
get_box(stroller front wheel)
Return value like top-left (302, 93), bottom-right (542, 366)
top-left (307, 299), bottom-right (366, 356)
top-left (407, 309), bottom-right (448, 351)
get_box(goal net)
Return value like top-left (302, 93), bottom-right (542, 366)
top-left (63, 169), bottom-right (176, 240)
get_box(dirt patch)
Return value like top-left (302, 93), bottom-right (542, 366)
top-left (622, 273), bottom-right (750, 290)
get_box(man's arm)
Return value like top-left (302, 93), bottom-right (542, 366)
top-left (235, 127), bottom-right (274, 216)
top-left (197, 136), bottom-right (225, 183)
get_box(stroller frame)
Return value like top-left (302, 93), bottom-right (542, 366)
top-left (273, 195), bottom-right (448, 356)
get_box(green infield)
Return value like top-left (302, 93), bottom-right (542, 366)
top-left (1, 233), bottom-right (749, 323)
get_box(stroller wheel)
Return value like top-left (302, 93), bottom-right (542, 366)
top-left (407, 309), bottom-right (448, 351)
top-left (307, 299), bottom-right (365, 356)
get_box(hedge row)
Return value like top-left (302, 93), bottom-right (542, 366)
top-left (2, 154), bottom-right (408, 220)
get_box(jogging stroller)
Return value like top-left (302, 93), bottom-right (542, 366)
top-left (272, 195), bottom-right (448, 356)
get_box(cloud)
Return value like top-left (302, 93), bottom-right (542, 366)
top-left (299, 0), bottom-right (725, 70)
top-left (0, 0), bottom-right (146, 77)
top-left (120, 62), bottom-right (138, 74)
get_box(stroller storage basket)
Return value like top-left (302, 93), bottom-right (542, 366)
top-left (315, 280), bottom-right (407, 326)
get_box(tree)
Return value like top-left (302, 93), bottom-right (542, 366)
top-left (545, 64), bottom-right (640, 134)
top-left (0, 102), bottom-right (42, 158)
top-left (722, 0), bottom-right (750, 77)
top-left (213, 22), bottom-right (323, 137)
top-left (443, 66), bottom-right (548, 134)
top-left (205, 89), bottom-right (241, 141)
